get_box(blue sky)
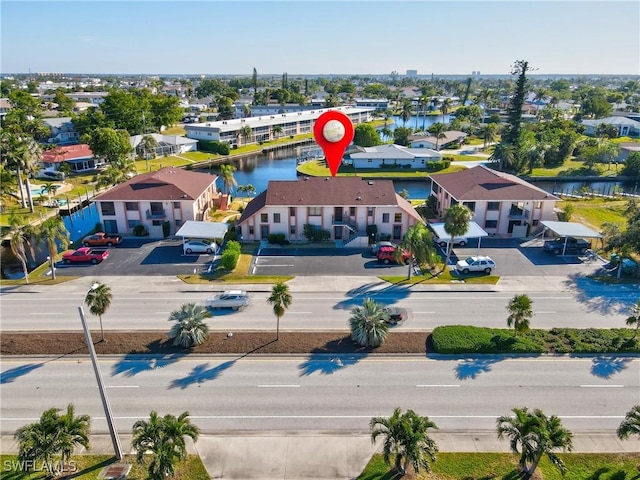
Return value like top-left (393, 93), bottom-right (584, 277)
top-left (2, 1), bottom-right (639, 75)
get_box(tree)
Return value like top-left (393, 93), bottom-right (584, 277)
top-left (138, 134), bottom-right (159, 171)
top-left (272, 125), bottom-right (283, 140)
top-left (82, 127), bottom-right (132, 165)
top-left (168, 303), bottom-right (211, 348)
top-left (370, 407), bottom-right (439, 476)
top-left (625, 299), bottom-right (640, 339)
top-left (8, 212), bottom-right (36, 284)
top-left (393, 127), bottom-right (412, 146)
top-left (349, 298), bottom-right (390, 348)
top-left (489, 142), bottom-right (516, 172)
top-left (219, 164), bottom-right (237, 195)
top-left (37, 217), bottom-right (70, 280)
top-left (84, 281), bottom-right (112, 342)
top-left (442, 204), bottom-right (472, 273)
top-left (497, 407), bottom-right (573, 479)
top-left (440, 98), bottom-right (452, 124)
top-left (267, 282), bottom-right (292, 340)
top-left (353, 123), bottom-right (382, 147)
top-left (399, 223), bottom-right (437, 280)
top-left (57, 404), bottom-right (91, 468)
top-left (132, 411), bottom-right (199, 480)
top-left (236, 184), bottom-right (256, 198)
top-left (479, 123), bottom-right (498, 149)
top-left (427, 122), bottom-right (446, 150)
top-left (506, 294), bottom-right (533, 336)
top-left (617, 405), bottom-right (640, 440)
top-left (621, 151), bottom-right (640, 177)
top-left (400, 99), bottom-right (413, 127)
top-left (0, 132), bottom-right (42, 211)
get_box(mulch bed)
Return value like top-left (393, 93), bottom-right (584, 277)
top-left (0, 331), bottom-right (432, 356)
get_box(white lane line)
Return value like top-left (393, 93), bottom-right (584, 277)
top-left (257, 264), bottom-right (294, 267)
top-left (416, 384), bottom-right (460, 388)
top-left (580, 384), bottom-right (624, 388)
top-left (105, 385), bottom-right (139, 389)
top-left (257, 384), bottom-right (300, 388)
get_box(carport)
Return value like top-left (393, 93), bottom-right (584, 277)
top-left (428, 221), bottom-right (489, 249)
top-left (175, 221), bottom-right (228, 249)
top-left (540, 220), bottom-right (602, 255)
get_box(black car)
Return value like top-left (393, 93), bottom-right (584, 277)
top-left (384, 307), bottom-right (407, 325)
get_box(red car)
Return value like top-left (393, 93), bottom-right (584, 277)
top-left (377, 246), bottom-right (410, 265)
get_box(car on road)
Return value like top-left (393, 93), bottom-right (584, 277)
top-left (371, 241), bottom-right (398, 255)
top-left (183, 239), bottom-right (218, 254)
top-left (455, 255), bottom-right (495, 274)
top-left (36, 169), bottom-right (65, 181)
top-left (384, 306), bottom-right (407, 325)
top-left (62, 247), bottom-right (109, 265)
top-left (543, 236), bottom-right (591, 255)
top-left (377, 245), bottom-right (410, 265)
top-left (205, 290), bottom-right (250, 310)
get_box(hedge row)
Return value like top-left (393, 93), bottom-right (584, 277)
top-left (431, 325), bottom-right (640, 354)
top-left (220, 240), bottom-right (241, 270)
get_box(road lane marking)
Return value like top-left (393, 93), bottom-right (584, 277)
top-left (580, 384), bottom-right (624, 388)
top-left (257, 385), bottom-right (300, 388)
top-left (416, 385), bottom-right (460, 388)
top-left (105, 385), bottom-right (139, 389)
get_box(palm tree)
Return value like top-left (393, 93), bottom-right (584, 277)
top-left (400, 223), bottom-right (437, 280)
top-left (139, 134), bottom-right (159, 171)
top-left (427, 122), bottom-right (446, 150)
top-left (37, 216), bottom-right (70, 280)
top-left (381, 126), bottom-right (393, 143)
top-left (57, 404), bottom-right (91, 468)
top-left (477, 88), bottom-right (493, 123)
top-left (168, 303), bottom-right (211, 348)
top-left (400, 100), bottom-right (413, 128)
top-left (42, 182), bottom-right (58, 203)
top-left (489, 142), bottom-right (515, 172)
top-left (132, 411), bottom-right (199, 480)
top-left (239, 125), bottom-right (252, 145)
top-left (625, 299), bottom-right (640, 339)
top-left (506, 294), bottom-right (534, 336)
top-left (497, 407), bottom-right (573, 479)
top-left (441, 98), bottom-right (452, 124)
top-left (617, 405), bottom-right (640, 440)
top-left (272, 125), bottom-right (283, 140)
top-left (242, 104), bottom-right (251, 118)
top-left (370, 407), bottom-right (439, 476)
top-left (349, 298), bottom-right (390, 347)
top-left (236, 184), bottom-right (256, 198)
top-left (8, 212), bottom-right (36, 284)
top-left (84, 281), bottom-right (112, 342)
top-left (479, 123), bottom-right (498, 149)
top-left (15, 407), bottom-right (64, 474)
top-left (418, 95), bottom-right (429, 131)
top-left (442, 204), bottom-right (472, 273)
top-left (1, 132), bottom-right (42, 211)
top-left (219, 164), bottom-right (237, 195)
top-left (267, 282), bottom-right (292, 340)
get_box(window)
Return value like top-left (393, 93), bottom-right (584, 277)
top-left (290, 225), bottom-right (296, 235)
top-left (309, 207), bottom-right (322, 216)
top-left (152, 220), bottom-right (162, 226)
top-left (464, 202), bottom-right (476, 213)
top-left (367, 207), bottom-right (373, 217)
top-left (349, 207), bottom-right (356, 216)
top-left (532, 219), bottom-right (539, 226)
top-left (100, 202), bottom-right (115, 216)
top-left (127, 219), bottom-right (141, 229)
top-left (394, 213), bottom-right (402, 222)
top-left (260, 213), bottom-right (268, 223)
top-left (487, 202), bottom-right (500, 211)
top-left (382, 213), bottom-right (390, 223)
top-left (535, 202), bottom-right (542, 209)
top-left (175, 219), bottom-right (181, 227)
top-left (484, 220), bottom-right (498, 229)
top-left (274, 213), bottom-right (281, 223)
top-left (173, 202), bottom-right (181, 209)
top-left (432, 183), bottom-right (440, 194)
top-left (249, 226), bottom-right (254, 235)
top-left (125, 202), bottom-right (138, 211)
top-left (289, 207), bottom-right (296, 217)
top-left (393, 225), bottom-right (402, 240)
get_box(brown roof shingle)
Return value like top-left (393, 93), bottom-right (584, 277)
top-left (431, 165), bottom-right (558, 201)
top-left (94, 167), bottom-right (218, 201)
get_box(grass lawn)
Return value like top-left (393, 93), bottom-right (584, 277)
top-left (297, 160), bottom-right (466, 178)
top-left (444, 154), bottom-right (489, 162)
top-left (358, 452), bottom-right (640, 479)
top-left (529, 159), bottom-right (623, 178)
top-left (0, 454), bottom-right (208, 480)
top-left (161, 125), bottom-right (186, 136)
top-left (380, 267), bottom-right (500, 285)
top-left (558, 198), bottom-right (628, 230)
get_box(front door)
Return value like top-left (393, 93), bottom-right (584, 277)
top-left (261, 225), bottom-right (269, 240)
top-left (334, 226), bottom-right (342, 239)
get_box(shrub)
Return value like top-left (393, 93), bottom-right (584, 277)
top-left (220, 249), bottom-right (239, 270)
top-left (94, 222), bottom-right (103, 233)
top-left (268, 233), bottom-right (288, 245)
top-left (132, 225), bottom-right (149, 237)
top-left (302, 224), bottom-right (330, 242)
top-left (198, 140), bottom-right (230, 155)
top-left (162, 221), bottom-right (170, 238)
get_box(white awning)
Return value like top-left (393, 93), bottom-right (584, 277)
top-left (175, 221), bottom-right (228, 239)
top-left (427, 221), bottom-right (489, 240)
top-left (540, 221), bottom-right (602, 238)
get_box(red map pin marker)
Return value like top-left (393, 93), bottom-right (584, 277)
top-left (313, 110), bottom-right (354, 177)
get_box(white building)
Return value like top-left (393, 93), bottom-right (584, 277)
top-left (346, 144), bottom-right (441, 169)
top-left (582, 116), bottom-right (640, 137)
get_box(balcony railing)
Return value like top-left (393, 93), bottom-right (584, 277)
top-left (331, 214), bottom-right (358, 232)
top-left (508, 208), bottom-right (530, 219)
top-left (146, 208), bottom-right (166, 219)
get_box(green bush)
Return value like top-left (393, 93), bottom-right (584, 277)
top-left (225, 240), bottom-right (241, 254)
top-left (302, 224), bottom-right (330, 242)
top-left (268, 233), bottom-right (288, 244)
top-left (132, 225), bottom-right (149, 237)
top-left (198, 140), bottom-right (230, 155)
top-left (220, 249), bottom-right (239, 270)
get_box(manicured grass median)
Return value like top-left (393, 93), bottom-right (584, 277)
top-left (359, 452), bottom-right (640, 479)
top-left (380, 269), bottom-right (500, 285)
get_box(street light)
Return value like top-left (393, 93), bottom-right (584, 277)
top-left (78, 284), bottom-right (123, 460)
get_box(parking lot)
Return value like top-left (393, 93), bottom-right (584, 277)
top-left (55, 237), bottom-right (602, 278)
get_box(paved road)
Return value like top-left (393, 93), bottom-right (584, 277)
top-left (2, 355), bottom-right (637, 435)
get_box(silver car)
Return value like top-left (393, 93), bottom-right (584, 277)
top-left (205, 290), bottom-right (250, 310)
top-left (455, 255), bottom-right (495, 274)
top-left (183, 239), bottom-right (218, 254)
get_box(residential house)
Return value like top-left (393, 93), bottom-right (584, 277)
top-left (42, 117), bottom-right (80, 145)
top-left (41, 144), bottom-right (97, 173)
top-left (93, 167), bottom-right (220, 238)
top-left (582, 116), bottom-right (640, 137)
top-left (237, 176), bottom-right (423, 247)
top-left (346, 144), bottom-right (441, 169)
top-left (0, 98), bottom-right (11, 118)
top-left (430, 165), bottom-right (559, 238)
top-left (409, 130), bottom-right (468, 150)
top-left (130, 133), bottom-right (198, 159)
top-left (617, 143), bottom-right (640, 163)
top-left (355, 98), bottom-right (390, 110)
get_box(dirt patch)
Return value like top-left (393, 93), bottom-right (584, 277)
top-left (0, 331), bottom-right (432, 356)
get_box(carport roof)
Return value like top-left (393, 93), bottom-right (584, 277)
top-left (428, 221), bottom-right (488, 240)
top-left (540, 221), bottom-right (602, 238)
top-left (175, 221), bottom-right (228, 239)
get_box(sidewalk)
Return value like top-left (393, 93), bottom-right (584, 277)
top-left (1, 432), bottom-right (635, 480)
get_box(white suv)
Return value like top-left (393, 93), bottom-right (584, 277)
top-left (205, 290), bottom-right (250, 310)
top-left (455, 255), bottom-right (495, 274)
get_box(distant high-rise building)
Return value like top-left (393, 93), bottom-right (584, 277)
top-left (406, 69), bottom-right (417, 77)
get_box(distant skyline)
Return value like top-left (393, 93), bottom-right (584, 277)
top-left (2, 1), bottom-right (639, 76)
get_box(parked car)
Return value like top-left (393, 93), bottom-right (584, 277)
top-left (62, 247), bottom-right (109, 265)
top-left (434, 235), bottom-right (468, 248)
top-left (377, 246), bottom-right (410, 265)
top-left (183, 239), bottom-right (218, 254)
top-left (543, 236), bottom-right (591, 255)
top-left (371, 241), bottom-right (399, 255)
top-left (82, 232), bottom-right (122, 247)
top-left (36, 170), bottom-right (65, 181)
top-left (205, 290), bottom-right (250, 310)
top-left (455, 255), bottom-right (495, 274)
top-left (384, 306), bottom-right (407, 325)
